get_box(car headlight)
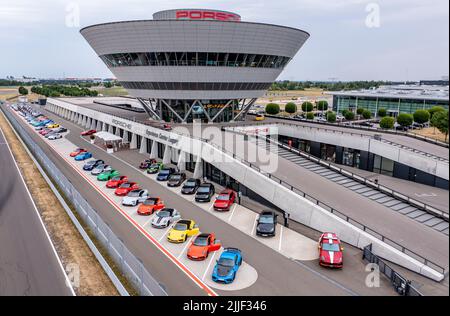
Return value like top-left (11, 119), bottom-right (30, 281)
top-left (181, 234), bottom-right (186, 238)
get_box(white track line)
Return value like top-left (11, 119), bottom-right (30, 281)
top-left (228, 204), bottom-right (237, 222)
top-left (250, 214), bottom-right (258, 236)
top-left (178, 236), bottom-right (195, 259)
top-left (278, 226), bottom-right (284, 252)
top-left (202, 251), bottom-right (218, 281)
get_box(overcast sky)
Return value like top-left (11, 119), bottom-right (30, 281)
top-left (0, 0), bottom-right (448, 81)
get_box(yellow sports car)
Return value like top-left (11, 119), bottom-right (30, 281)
top-left (255, 114), bottom-right (265, 121)
top-left (47, 123), bottom-right (60, 128)
top-left (167, 219), bottom-right (200, 243)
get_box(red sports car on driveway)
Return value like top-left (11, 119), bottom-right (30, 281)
top-left (213, 189), bottom-right (236, 212)
top-left (187, 233), bottom-right (221, 261)
top-left (114, 182), bottom-right (139, 196)
top-left (81, 129), bottom-right (97, 136)
top-left (70, 148), bottom-right (86, 157)
top-left (318, 232), bottom-right (344, 268)
top-left (106, 175), bottom-right (129, 188)
top-left (137, 197), bottom-right (165, 216)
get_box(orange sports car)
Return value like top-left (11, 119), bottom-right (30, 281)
top-left (137, 197), bottom-right (165, 216)
top-left (187, 233), bottom-right (221, 261)
top-left (70, 148), bottom-right (86, 157)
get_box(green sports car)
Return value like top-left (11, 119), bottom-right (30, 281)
top-left (97, 169), bottom-right (120, 181)
top-left (146, 162), bottom-right (164, 174)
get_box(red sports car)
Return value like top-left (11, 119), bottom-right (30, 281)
top-left (114, 182), bottom-right (139, 196)
top-left (318, 232), bottom-right (344, 268)
top-left (81, 129), bottom-right (97, 136)
top-left (39, 129), bottom-right (51, 136)
top-left (213, 189), bottom-right (236, 212)
top-left (137, 197), bottom-right (165, 216)
top-left (187, 233), bottom-right (221, 261)
top-left (106, 175), bottom-right (129, 188)
top-left (139, 158), bottom-right (157, 169)
top-left (70, 148), bottom-right (86, 157)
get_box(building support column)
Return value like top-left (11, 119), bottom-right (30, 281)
top-left (139, 137), bottom-right (148, 154)
top-left (108, 124), bottom-right (114, 134)
top-left (177, 151), bottom-right (187, 172)
top-left (96, 120), bottom-right (102, 131)
top-left (149, 140), bottom-right (158, 159)
top-left (130, 133), bottom-right (137, 150)
top-left (193, 156), bottom-right (203, 179)
top-left (103, 123), bottom-right (108, 131)
top-left (90, 119), bottom-right (97, 130)
top-left (162, 145), bottom-right (172, 165)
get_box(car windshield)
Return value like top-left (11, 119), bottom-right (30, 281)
top-left (149, 163), bottom-right (159, 169)
top-left (184, 181), bottom-right (197, 187)
top-left (111, 176), bottom-right (121, 181)
top-left (128, 191), bottom-right (140, 197)
top-left (157, 210), bottom-right (171, 217)
top-left (95, 165), bottom-right (104, 169)
top-left (170, 175), bottom-right (181, 180)
top-left (159, 169), bottom-right (170, 174)
top-left (259, 215), bottom-right (274, 224)
top-left (193, 236), bottom-right (209, 246)
top-left (197, 186), bottom-right (210, 193)
top-left (86, 160), bottom-right (96, 165)
top-left (216, 194), bottom-right (230, 201)
top-left (174, 223), bottom-right (188, 231)
top-left (218, 258), bottom-right (234, 267)
top-left (322, 243), bottom-right (340, 252)
top-left (120, 183), bottom-right (131, 188)
top-left (143, 199), bottom-right (157, 205)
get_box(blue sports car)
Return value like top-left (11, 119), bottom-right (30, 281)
top-left (212, 248), bottom-right (243, 284)
top-left (75, 152), bottom-right (93, 161)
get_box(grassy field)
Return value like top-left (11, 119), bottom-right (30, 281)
top-left (257, 88), bottom-right (331, 110)
top-left (94, 86), bottom-right (129, 97)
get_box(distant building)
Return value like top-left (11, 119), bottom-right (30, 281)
top-left (328, 84), bottom-right (449, 117)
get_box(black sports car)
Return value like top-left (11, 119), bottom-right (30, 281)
top-left (181, 178), bottom-right (201, 195)
top-left (167, 173), bottom-right (186, 187)
top-left (195, 183), bottom-right (215, 202)
top-left (256, 211), bottom-right (278, 237)
top-left (83, 159), bottom-right (105, 171)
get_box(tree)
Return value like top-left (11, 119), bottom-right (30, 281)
top-left (285, 102), bottom-right (297, 114)
top-left (362, 110), bottom-right (372, 119)
top-left (265, 103), bottom-right (280, 115)
top-left (413, 110), bottom-right (430, 124)
top-left (356, 108), bottom-right (364, 115)
top-left (380, 116), bottom-right (395, 129)
top-left (18, 86), bottom-right (28, 95)
top-left (317, 100), bottom-right (328, 112)
top-left (306, 112), bottom-right (314, 120)
top-left (377, 108), bottom-right (387, 117)
top-left (301, 101), bottom-right (313, 112)
top-left (343, 110), bottom-right (355, 120)
top-left (397, 113), bottom-right (413, 127)
top-left (326, 111), bottom-right (336, 123)
top-left (428, 106), bottom-right (445, 119)
top-left (431, 110), bottom-right (449, 141)
top-left (103, 82), bottom-right (113, 88)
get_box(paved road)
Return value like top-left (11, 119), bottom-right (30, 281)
top-left (0, 127), bottom-right (73, 296)
top-left (12, 105), bottom-right (398, 296)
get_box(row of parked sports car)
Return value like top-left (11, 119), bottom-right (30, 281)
top-left (70, 148), bottom-right (244, 283)
top-left (16, 105), bottom-right (67, 140)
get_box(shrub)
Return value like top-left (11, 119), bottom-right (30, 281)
top-left (18, 86), bottom-right (28, 95)
top-left (431, 110), bottom-right (449, 141)
top-left (317, 100), bottom-right (328, 112)
top-left (380, 116), bottom-right (395, 129)
top-left (344, 110), bottom-right (355, 120)
top-left (285, 102), bottom-right (297, 114)
top-left (306, 112), bottom-right (314, 120)
top-left (397, 113), bottom-right (413, 127)
top-left (413, 110), bottom-right (430, 124)
top-left (326, 111), bottom-right (336, 123)
top-left (377, 108), bottom-right (387, 117)
top-left (362, 109), bottom-right (372, 119)
top-left (265, 103), bottom-right (280, 115)
top-left (301, 101), bottom-right (313, 112)
top-left (356, 108), bottom-right (364, 115)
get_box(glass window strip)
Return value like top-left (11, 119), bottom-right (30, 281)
top-left (121, 81), bottom-right (272, 90)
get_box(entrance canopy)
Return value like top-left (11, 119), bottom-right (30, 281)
top-left (94, 131), bottom-right (122, 142)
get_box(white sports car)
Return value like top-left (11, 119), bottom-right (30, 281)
top-left (122, 189), bottom-right (149, 206)
top-left (91, 164), bottom-right (111, 175)
top-left (151, 208), bottom-right (181, 228)
top-left (47, 133), bottom-right (62, 140)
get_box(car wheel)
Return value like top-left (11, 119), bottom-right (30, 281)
top-left (184, 236), bottom-right (187, 242)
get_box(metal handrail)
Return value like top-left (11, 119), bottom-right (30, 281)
top-left (257, 113), bottom-right (449, 148)
top-left (256, 135), bottom-right (448, 221)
